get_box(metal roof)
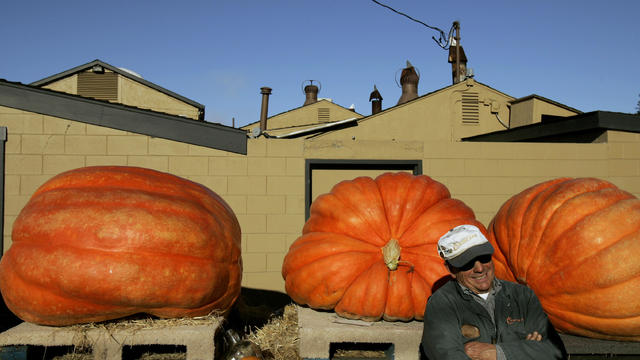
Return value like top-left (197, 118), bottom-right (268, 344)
top-left (0, 79), bottom-right (246, 154)
top-left (463, 111), bottom-right (640, 143)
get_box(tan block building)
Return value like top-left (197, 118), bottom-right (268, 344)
top-left (1, 59), bottom-right (639, 296)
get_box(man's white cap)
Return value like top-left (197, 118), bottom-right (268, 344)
top-left (437, 224), bottom-right (493, 268)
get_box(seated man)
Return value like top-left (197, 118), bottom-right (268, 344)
top-left (421, 224), bottom-right (566, 360)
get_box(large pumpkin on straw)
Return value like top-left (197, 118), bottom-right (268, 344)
top-left (487, 177), bottom-right (640, 341)
top-left (282, 172), bottom-right (485, 321)
top-left (0, 166), bottom-right (242, 326)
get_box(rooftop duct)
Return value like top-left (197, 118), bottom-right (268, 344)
top-left (397, 61), bottom-right (419, 105)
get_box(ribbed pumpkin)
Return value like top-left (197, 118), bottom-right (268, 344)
top-left (487, 177), bottom-right (640, 341)
top-left (0, 166), bottom-right (242, 326)
top-left (282, 172), bottom-right (486, 321)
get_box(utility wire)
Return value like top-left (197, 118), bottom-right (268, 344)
top-left (370, 0), bottom-right (454, 50)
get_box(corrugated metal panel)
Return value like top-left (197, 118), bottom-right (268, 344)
top-left (461, 92), bottom-right (479, 124)
top-left (78, 72), bottom-right (118, 101)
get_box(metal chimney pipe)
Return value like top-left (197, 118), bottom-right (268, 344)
top-left (303, 84), bottom-right (319, 106)
top-left (259, 87), bottom-right (272, 133)
top-left (397, 61), bottom-right (419, 105)
top-left (369, 85), bottom-right (383, 115)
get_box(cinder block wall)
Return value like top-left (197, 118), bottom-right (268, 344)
top-left (2, 106), bottom-right (639, 293)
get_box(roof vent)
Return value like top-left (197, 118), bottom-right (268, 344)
top-left (91, 64), bottom-right (104, 74)
top-left (370, 85), bottom-right (383, 114)
top-left (397, 61), bottom-right (419, 105)
top-left (303, 80), bottom-right (320, 106)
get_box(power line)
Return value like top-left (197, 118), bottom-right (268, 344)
top-left (370, 0), bottom-right (454, 50)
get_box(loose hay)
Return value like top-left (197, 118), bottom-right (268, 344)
top-left (48, 313), bottom-right (223, 360)
top-left (247, 304), bottom-right (300, 360)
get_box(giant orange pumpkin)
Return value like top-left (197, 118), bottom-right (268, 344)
top-left (0, 166), bottom-right (242, 326)
top-left (282, 172), bottom-right (486, 321)
top-left (487, 177), bottom-right (640, 341)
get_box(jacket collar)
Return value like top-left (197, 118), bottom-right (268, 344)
top-left (456, 278), bottom-right (503, 300)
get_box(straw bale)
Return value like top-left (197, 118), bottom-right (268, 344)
top-left (247, 304), bottom-right (300, 360)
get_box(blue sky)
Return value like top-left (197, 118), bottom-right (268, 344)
top-left (2, 1), bottom-right (639, 127)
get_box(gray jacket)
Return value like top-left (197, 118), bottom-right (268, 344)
top-left (422, 279), bottom-right (565, 359)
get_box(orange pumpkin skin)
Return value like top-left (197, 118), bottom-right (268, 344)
top-left (282, 172), bottom-right (486, 322)
top-left (0, 166), bottom-right (242, 326)
top-left (488, 177), bottom-right (640, 341)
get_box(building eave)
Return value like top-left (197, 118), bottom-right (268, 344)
top-left (462, 111), bottom-right (640, 143)
top-left (0, 80), bottom-right (246, 154)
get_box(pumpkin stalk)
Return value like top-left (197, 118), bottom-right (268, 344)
top-left (382, 238), bottom-right (402, 270)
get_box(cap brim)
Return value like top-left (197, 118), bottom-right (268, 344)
top-left (447, 242), bottom-right (494, 268)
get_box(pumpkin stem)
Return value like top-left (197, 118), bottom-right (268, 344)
top-left (382, 238), bottom-right (402, 271)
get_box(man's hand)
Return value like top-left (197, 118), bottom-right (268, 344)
top-left (464, 341), bottom-right (497, 360)
top-left (526, 331), bottom-right (542, 341)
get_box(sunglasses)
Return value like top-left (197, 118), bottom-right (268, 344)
top-left (455, 254), bottom-right (493, 271)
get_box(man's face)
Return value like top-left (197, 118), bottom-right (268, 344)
top-left (450, 254), bottom-right (495, 294)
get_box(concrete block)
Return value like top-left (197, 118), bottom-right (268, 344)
top-left (107, 136), bottom-right (148, 155)
top-left (86, 155), bottom-right (128, 167)
top-left (168, 156), bottom-right (209, 176)
top-left (248, 157), bottom-right (286, 176)
top-left (228, 176), bottom-right (266, 195)
top-left (6, 155), bottom-right (42, 175)
top-left (149, 137), bottom-right (189, 156)
top-left (247, 138), bottom-right (267, 156)
top-left (211, 157), bottom-right (248, 176)
top-left (43, 155), bottom-right (85, 174)
top-left (65, 135), bottom-right (107, 155)
top-left (266, 214), bottom-right (305, 234)
top-left (266, 176), bottom-right (304, 195)
top-left (247, 195), bottom-right (285, 214)
top-left (21, 134), bottom-right (65, 154)
top-left (0, 319), bottom-right (222, 360)
top-left (297, 306), bottom-right (423, 360)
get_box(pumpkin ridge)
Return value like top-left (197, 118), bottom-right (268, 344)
top-left (535, 227), bottom-right (640, 297)
top-left (515, 183), bottom-right (565, 280)
top-left (531, 197), bottom-right (640, 288)
top-left (22, 187), bottom-right (238, 240)
top-left (0, 258), bottom-right (138, 324)
top-left (33, 166), bottom-right (208, 198)
top-left (334, 260), bottom-right (390, 321)
top-left (14, 199), bottom-right (237, 258)
top-left (333, 186), bottom-right (390, 245)
top-left (527, 190), bottom-right (630, 285)
top-left (31, 187), bottom-right (221, 219)
top-left (375, 173), bottom-right (413, 239)
top-left (507, 178), bottom-right (570, 279)
top-left (304, 192), bottom-right (387, 246)
top-left (14, 218), bottom-right (228, 259)
top-left (545, 305), bottom-right (640, 341)
top-left (296, 253), bottom-right (380, 309)
top-left (289, 250), bottom-right (382, 275)
top-left (6, 244), bottom-right (234, 306)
